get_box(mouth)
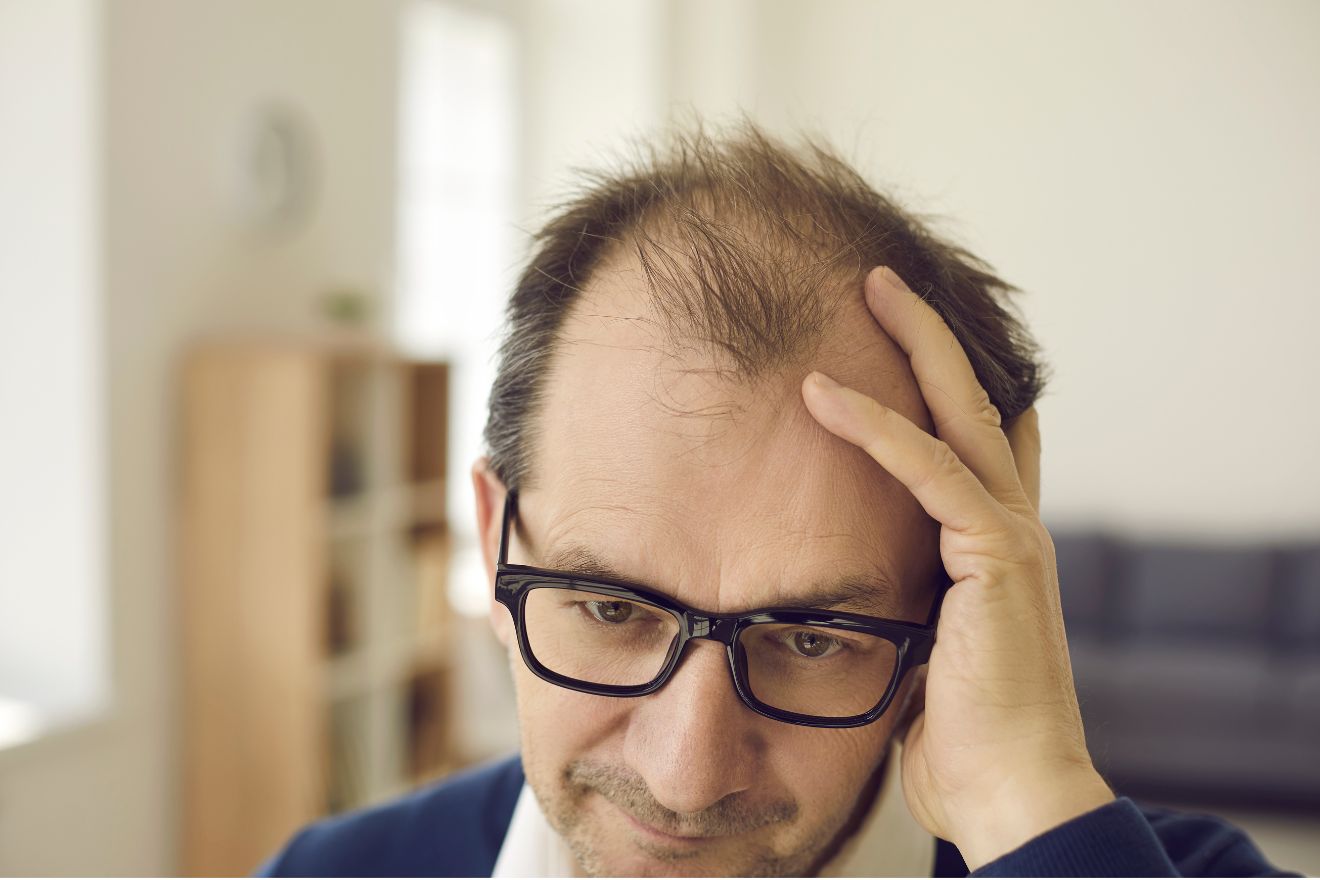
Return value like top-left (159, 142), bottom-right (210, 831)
top-left (612, 800), bottom-right (720, 846)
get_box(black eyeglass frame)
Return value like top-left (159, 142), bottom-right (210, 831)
top-left (494, 488), bottom-right (950, 729)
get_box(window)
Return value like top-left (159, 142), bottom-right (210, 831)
top-left (393, 0), bottom-right (517, 617)
top-left (0, 0), bottom-right (108, 750)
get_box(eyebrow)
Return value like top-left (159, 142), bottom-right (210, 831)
top-left (539, 542), bottom-right (900, 616)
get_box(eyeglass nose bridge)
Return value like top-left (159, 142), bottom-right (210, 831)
top-left (684, 612), bottom-right (739, 644)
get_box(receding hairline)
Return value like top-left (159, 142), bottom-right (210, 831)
top-left (523, 227), bottom-right (928, 500)
top-left (484, 122), bottom-right (1047, 494)
top-left (552, 225), bottom-right (861, 366)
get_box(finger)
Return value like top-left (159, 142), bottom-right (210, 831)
top-left (1005, 406), bottom-right (1041, 513)
top-left (864, 267), bottom-right (1027, 507)
top-left (802, 371), bottom-right (1006, 535)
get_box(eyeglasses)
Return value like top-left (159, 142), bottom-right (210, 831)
top-left (494, 489), bottom-right (949, 728)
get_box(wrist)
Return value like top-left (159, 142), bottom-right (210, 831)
top-left (951, 760), bottom-right (1114, 872)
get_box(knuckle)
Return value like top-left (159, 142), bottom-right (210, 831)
top-left (928, 438), bottom-right (962, 478)
top-left (971, 388), bottom-right (1001, 428)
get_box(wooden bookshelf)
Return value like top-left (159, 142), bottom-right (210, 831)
top-left (179, 338), bottom-right (456, 876)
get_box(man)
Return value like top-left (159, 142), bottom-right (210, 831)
top-left (261, 127), bottom-right (1291, 876)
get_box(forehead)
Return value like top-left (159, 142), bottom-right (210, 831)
top-left (524, 256), bottom-right (938, 614)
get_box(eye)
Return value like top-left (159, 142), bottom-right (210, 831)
top-left (788, 629), bottom-right (843, 659)
top-left (583, 599), bottom-right (636, 624)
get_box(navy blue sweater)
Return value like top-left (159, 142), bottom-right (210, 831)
top-left (258, 755), bottom-right (1294, 877)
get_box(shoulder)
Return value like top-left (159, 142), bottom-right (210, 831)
top-left (1139, 803), bottom-right (1296, 877)
top-left (256, 754), bottom-right (525, 878)
top-left (938, 798), bottom-right (1295, 877)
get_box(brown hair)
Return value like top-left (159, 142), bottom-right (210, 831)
top-left (484, 124), bottom-right (1047, 491)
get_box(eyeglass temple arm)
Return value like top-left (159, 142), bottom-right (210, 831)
top-left (498, 488), bottom-right (518, 566)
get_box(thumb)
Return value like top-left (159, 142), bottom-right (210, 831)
top-left (900, 710), bottom-right (941, 838)
top-left (1005, 406), bottom-right (1041, 513)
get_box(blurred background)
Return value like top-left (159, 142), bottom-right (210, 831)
top-left (1, 0), bottom-right (1317, 874)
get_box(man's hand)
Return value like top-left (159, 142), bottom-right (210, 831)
top-left (800, 266), bottom-right (1113, 870)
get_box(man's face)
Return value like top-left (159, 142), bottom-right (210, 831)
top-left (478, 257), bottom-right (940, 876)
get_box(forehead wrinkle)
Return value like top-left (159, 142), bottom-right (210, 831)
top-left (531, 483), bottom-right (910, 613)
top-left (534, 536), bottom-right (904, 618)
top-left (768, 575), bottom-right (902, 617)
top-left (530, 400), bottom-right (925, 613)
top-left (731, 519), bottom-right (909, 610)
top-left (534, 500), bottom-right (698, 573)
top-left (644, 363), bottom-right (828, 475)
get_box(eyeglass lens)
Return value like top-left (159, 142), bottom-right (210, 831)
top-left (521, 585), bottom-right (898, 719)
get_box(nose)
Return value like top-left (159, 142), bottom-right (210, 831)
top-left (622, 638), bottom-right (761, 815)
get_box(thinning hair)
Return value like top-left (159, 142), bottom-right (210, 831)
top-left (484, 124), bottom-right (1047, 491)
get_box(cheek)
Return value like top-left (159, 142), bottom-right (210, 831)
top-left (510, 651), bottom-right (632, 773)
top-left (489, 599), bottom-right (514, 647)
top-left (766, 716), bottom-right (895, 812)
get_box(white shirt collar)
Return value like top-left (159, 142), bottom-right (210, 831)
top-left (492, 744), bottom-right (934, 877)
top-left (491, 780), bottom-right (580, 878)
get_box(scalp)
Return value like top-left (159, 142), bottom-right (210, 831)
top-left (487, 122), bottom-right (1044, 496)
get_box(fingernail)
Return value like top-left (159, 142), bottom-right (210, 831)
top-left (812, 371), bottom-right (841, 390)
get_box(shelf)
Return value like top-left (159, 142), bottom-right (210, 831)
top-left (326, 481), bottom-right (448, 541)
top-left (405, 663), bottom-right (453, 785)
top-left (327, 494), bottom-right (374, 540)
top-left (182, 343), bottom-right (457, 873)
top-left (324, 651), bottom-right (373, 703)
top-left (327, 362), bottom-right (374, 498)
top-left (387, 631), bottom-right (451, 679)
top-left (324, 633), bottom-right (452, 701)
top-left (378, 480), bottom-right (447, 529)
top-left (325, 695), bottom-right (371, 815)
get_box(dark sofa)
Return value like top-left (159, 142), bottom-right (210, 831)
top-left (1053, 531), bottom-right (1320, 810)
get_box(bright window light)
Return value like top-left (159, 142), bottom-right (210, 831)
top-left (0, 0), bottom-right (109, 747)
top-left (394, 0), bottom-right (517, 618)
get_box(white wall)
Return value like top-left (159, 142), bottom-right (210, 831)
top-left (0, 0), bottom-right (106, 727)
top-left (0, 0), bottom-right (402, 872)
top-left (669, 0), bottom-right (1320, 538)
top-left (516, 0), bottom-right (670, 223)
